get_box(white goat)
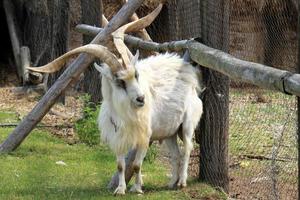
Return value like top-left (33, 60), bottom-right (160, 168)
top-left (95, 51), bottom-right (203, 195)
top-left (27, 4), bottom-right (203, 195)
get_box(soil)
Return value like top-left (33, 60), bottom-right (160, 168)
top-left (0, 65), bottom-right (84, 142)
top-left (188, 148), bottom-right (298, 200)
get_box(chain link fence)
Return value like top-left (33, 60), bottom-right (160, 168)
top-left (142, 0), bottom-right (299, 199)
top-left (228, 1), bottom-right (298, 199)
top-left (78, 0), bottom-right (299, 199)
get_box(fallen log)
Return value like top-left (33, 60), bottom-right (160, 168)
top-left (11, 84), bottom-right (45, 95)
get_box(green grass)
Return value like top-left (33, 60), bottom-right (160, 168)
top-left (0, 111), bottom-right (19, 123)
top-left (228, 89), bottom-right (298, 185)
top-left (229, 89), bottom-right (297, 156)
top-left (0, 111), bottom-right (226, 200)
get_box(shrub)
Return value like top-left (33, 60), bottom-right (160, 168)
top-left (144, 143), bottom-right (158, 163)
top-left (75, 95), bottom-right (100, 146)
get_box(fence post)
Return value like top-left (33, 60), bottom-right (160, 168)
top-left (197, 0), bottom-right (230, 192)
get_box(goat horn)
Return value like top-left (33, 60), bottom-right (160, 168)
top-left (27, 44), bottom-right (122, 74)
top-left (121, 0), bottom-right (152, 41)
top-left (112, 3), bottom-right (163, 67)
top-left (102, 15), bottom-right (109, 27)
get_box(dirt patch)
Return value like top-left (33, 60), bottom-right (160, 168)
top-left (0, 85), bottom-right (84, 141)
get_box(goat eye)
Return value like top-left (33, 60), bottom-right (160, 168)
top-left (116, 79), bottom-right (126, 89)
top-left (135, 71), bottom-right (139, 80)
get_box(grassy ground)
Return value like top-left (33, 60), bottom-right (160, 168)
top-left (228, 89), bottom-right (298, 199)
top-left (0, 111), bottom-right (226, 200)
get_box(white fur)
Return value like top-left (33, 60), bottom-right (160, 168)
top-left (96, 53), bottom-right (203, 194)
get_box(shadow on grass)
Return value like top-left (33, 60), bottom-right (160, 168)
top-left (15, 186), bottom-right (104, 199)
top-left (14, 184), bottom-right (177, 199)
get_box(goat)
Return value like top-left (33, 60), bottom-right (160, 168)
top-left (27, 4), bottom-right (203, 195)
top-left (96, 51), bottom-right (203, 194)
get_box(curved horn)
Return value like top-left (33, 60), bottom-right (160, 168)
top-left (27, 44), bottom-right (122, 74)
top-left (112, 3), bottom-right (163, 67)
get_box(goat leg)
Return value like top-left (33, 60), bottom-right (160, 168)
top-left (108, 149), bottom-right (137, 190)
top-left (108, 141), bottom-right (153, 190)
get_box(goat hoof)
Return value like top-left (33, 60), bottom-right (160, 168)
top-left (168, 180), bottom-right (179, 189)
top-left (168, 184), bottom-right (177, 189)
top-left (114, 186), bottom-right (126, 195)
top-left (177, 179), bottom-right (187, 188)
top-left (130, 184), bottom-right (144, 194)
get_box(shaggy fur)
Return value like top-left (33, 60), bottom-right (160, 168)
top-left (96, 52), bottom-right (203, 195)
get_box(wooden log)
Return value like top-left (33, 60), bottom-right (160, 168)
top-left (20, 46), bottom-right (30, 84)
top-left (20, 46), bottom-right (43, 85)
top-left (188, 41), bottom-right (298, 95)
top-left (75, 24), bottom-right (188, 52)
top-left (3, 0), bottom-right (21, 78)
top-left (11, 84), bottom-right (45, 95)
top-left (0, 0), bottom-right (145, 153)
top-left (76, 24), bottom-right (300, 97)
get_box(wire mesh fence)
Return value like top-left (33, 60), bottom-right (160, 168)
top-left (77, 0), bottom-right (298, 199)
top-left (227, 1), bottom-right (298, 199)
top-left (229, 89), bottom-right (298, 199)
top-left (147, 0), bottom-right (299, 199)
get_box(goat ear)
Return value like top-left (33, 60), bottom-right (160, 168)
top-left (94, 63), bottom-right (104, 73)
top-left (130, 50), bottom-right (139, 66)
top-left (94, 63), bottom-right (113, 79)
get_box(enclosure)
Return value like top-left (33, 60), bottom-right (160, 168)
top-left (0, 0), bottom-right (299, 199)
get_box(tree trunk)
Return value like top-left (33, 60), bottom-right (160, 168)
top-left (22, 0), bottom-right (52, 70)
top-left (81, 0), bottom-right (103, 103)
top-left (22, 0), bottom-right (69, 103)
top-left (46, 0), bottom-right (70, 92)
top-left (197, 0), bottom-right (230, 192)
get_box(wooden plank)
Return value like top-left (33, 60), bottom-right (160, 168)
top-left (0, 0), bottom-right (145, 153)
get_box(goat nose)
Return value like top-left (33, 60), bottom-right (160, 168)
top-left (136, 95), bottom-right (145, 103)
